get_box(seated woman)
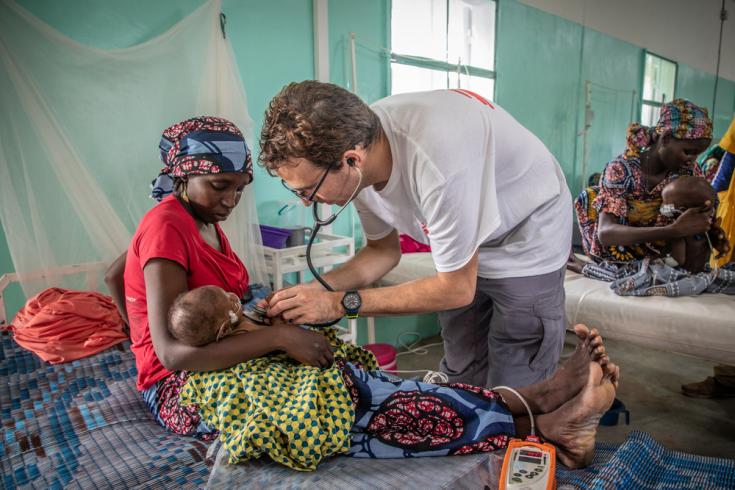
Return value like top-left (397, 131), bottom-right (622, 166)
top-left (120, 116), bottom-right (334, 441)
top-left (111, 116), bottom-right (618, 468)
top-left (575, 99), bottom-right (728, 268)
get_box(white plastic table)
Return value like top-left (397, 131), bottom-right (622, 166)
top-left (255, 232), bottom-right (358, 344)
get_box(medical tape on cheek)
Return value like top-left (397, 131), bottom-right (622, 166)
top-left (228, 296), bottom-right (243, 323)
top-left (659, 203), bottom-right (677, 218)
top-left (216, 299), bottom-right (243, 342)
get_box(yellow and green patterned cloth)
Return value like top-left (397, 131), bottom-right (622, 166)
top-left (179, 328), bottom-right (377, 471)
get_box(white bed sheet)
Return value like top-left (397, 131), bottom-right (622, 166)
top-left (565, 271), bottom-right (735, 364)
top-left (377, 253), bottom-right (735, 364)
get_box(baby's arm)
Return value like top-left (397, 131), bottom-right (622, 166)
top-left (235, 315), bottom-right (295, 332)
top-left (232, 319), bottom-right (267, 334)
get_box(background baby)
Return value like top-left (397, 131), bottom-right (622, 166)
top-left (660, 175), bottom-right (717, 272)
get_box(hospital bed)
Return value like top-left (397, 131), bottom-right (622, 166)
top-left (368, 253), bottom-right (735, 364)
top-left (2, 262), bottom-right (734, 488)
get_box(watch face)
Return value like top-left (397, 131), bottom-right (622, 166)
top-left (343, 293), bottom-right (361, 310)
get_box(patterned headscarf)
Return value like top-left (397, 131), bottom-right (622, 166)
top-left (625, 99), bottom-right (713, 158)
top-left (151, 116), bottom-right (253, 201)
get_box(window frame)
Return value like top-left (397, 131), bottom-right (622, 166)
top-left (640, 51), bottom-right (678, 124)
top-left (388, 0), bottom-right (498, 99)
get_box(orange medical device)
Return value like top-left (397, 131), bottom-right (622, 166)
top-left (499, 437), bottom-right (556, 490)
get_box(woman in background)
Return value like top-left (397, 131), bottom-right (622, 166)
top-left (576, 99), bottom-right (728, 265)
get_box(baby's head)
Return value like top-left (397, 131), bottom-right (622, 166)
top-left (168, 285), bottom-right (243, 346)
top-left (660, 176), bottom-right (716, 217)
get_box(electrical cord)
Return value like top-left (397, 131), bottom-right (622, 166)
top-left (493, 385), bottom-right (535, 436)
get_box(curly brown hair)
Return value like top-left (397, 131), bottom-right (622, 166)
top-left (258, 81), bottom-right (382, 173)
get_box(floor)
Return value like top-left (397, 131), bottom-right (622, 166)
top-left (396, 332), bottom-right (735, 459)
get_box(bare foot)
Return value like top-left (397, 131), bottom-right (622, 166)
top-left (567, 251), bottom-right (587, 274)
top-left (536, 362), bottom-right (618, 468)
top-left (529, 324), bottom-right (608, 413)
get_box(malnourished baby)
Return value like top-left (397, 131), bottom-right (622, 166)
top-left (660, 175), bottom-right (717, 272)
top-left (168, 285), bottom-right (267, 346)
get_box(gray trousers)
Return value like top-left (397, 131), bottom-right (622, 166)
top-left (438, 265), bottom-right (566, 388)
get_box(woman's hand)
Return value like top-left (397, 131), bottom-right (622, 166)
top-left (669, 208), bottom-right (711, 238)
top-left (708, 218), bottom-right (731, 259)
top-left (273, 324), bottom-right (334, 368)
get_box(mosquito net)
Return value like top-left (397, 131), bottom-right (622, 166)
top-left (0, 0), bottom-right (268, 298)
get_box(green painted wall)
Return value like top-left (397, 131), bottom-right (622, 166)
top-left (496, 0), bottom-right (644, 196)
top-left (676, 63), bottom-right (735, 141)
top-left (328, 0), bottom-right (390, 104)
top-left (676, 64), bottom-right (717, 115)
top-left (495, 0), bottom-right (582, 187)
top-left (576, 30), bottom-right (642, 187)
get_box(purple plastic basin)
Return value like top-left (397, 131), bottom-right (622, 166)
top-left (260, 225), bottom-right (292, 249)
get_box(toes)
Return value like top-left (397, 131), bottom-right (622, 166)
top-left (588, 336), bottom-right (603, 349)
top-left (591, 345), bottom-right (606, 358)
top-left (573, 324), bottom-right (591, 341)
top-left (603, 362), bottom-right (620, 388)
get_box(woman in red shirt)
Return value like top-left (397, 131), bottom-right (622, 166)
top-left (120, 116), bottom-right (332, 439)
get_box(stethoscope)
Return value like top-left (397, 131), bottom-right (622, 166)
top-left (306, 166), bottom-right (363, 291)
top-left (304, 166), bottom-right (363, 327)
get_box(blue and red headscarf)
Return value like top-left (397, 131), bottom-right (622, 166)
top-left (151, 116), bottom-right (253, 201)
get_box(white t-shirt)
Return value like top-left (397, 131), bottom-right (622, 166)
top-left (354, 89), bottom-right (572, 279)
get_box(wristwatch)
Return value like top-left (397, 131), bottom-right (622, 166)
top-left (341, 290), bottom-right (362, 319)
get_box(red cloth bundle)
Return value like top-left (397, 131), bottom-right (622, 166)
top-left (5, 288), bottom-right (127, 364)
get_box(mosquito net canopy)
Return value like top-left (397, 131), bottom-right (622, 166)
top-left (0, 0), bottom-right (267, 297)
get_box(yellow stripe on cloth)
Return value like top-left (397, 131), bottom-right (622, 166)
top-left (713, 176), bottom-right (735, 267)
top-left (179, 328), bottom-right (378, 471)
top-left (720, 118), bottom-right (735, 154)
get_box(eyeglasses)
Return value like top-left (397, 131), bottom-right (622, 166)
top-left (281, 163), bottom-right (335, 202)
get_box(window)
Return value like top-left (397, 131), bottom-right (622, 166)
top-left (390, 0), bottom-right (496, 101)
top-left (640, 52), bottom-right (677, 126)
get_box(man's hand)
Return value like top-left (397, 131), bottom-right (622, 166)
top-left (266, 285), bottom-right (344, 325)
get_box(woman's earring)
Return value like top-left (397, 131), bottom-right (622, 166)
top-left (182, 184), bottom-right (190, 203)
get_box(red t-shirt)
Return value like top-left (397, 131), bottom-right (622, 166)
top-left (124, 195), bottom-right (249, 390)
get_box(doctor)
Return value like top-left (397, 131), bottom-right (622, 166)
top-left (259, 81), bottom-right (573, 388)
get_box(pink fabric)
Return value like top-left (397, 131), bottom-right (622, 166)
top-left (399, 234), bottom-right (431, 254)
top-left (6, 288), bottom-right (127, 364)
top-left (362, 343), bottom-right (397, 366)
